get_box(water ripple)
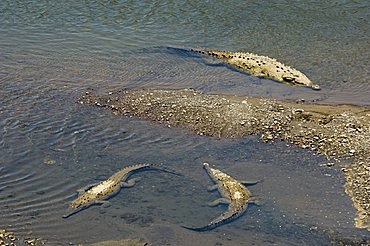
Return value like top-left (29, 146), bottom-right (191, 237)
top-left (0, 157), bottom-right (82, 241)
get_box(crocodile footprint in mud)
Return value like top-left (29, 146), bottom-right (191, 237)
top-left (191, 48), bottom-right (320, 90)
top-left (63, 164), bottom-right (180, 218)
top-left (183, 163), bottom-right (261, 231)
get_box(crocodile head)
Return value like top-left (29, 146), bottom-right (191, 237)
top-left (70, 196), bottom-right (88, 209)
top-left (282, 74), bottom-right (320, 90)
top-left (62, 194), bottom-right (94, 218)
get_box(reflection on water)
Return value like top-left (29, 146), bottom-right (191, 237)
top-left (0, 0), bottom-right (369, 244)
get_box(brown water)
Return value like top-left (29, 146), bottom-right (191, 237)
top-left (1, 1), bottom-right (370, 245)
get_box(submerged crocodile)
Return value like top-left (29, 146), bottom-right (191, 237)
top-left (183, 163), bottom-right (260, 231)
top-left (191, 49), bottom-right (320, 90)
top-left (63, 164), bottom-right (179, 218)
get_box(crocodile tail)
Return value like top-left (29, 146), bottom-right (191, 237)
top-left (189, 48), bottom-right (225, 58)
top-left (151, 165), bottom-right (183, 176)
top-left (190, 48), bottom-right (208, 55)
top-left (122, 164), bottom-right (182, 178)
top-left (190, 49), bottom-right (218, 56)
top-left (182, 215), bottom-right (236, 232)
top-left (183, 207), bottom-right (246, 231)
top-left (181, 224), bottom-right (216, 232)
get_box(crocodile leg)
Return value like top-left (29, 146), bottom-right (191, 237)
top-left (248, 196), bottom-right (262, 206)
top-left (240, 180), bottom-right (261, 186)
top-left (77, 182), bottom-right (100, 194)
top-left (121, 177), bottom-right (141, 188)
top-left (95, 200), bottom-right (111, 208)
top-left (208, 198), bottom-right (230, 207)
top-left (207, 184), bottom-right (218, 192)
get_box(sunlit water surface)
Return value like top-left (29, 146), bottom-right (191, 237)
top-left (1, 1), bottom-right (369, 245)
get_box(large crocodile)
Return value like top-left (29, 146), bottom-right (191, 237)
top-left (191, 49), bottom-right (320, 90)
top-left (63, 164), bottom-right (179, 218)
top-left (183, 163), bottom-right (260, 231)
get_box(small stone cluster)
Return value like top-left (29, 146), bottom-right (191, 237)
top-left (342, 159), bottom-right (370, 230)
top-left (0, 229), bottom-right (42, 246)
top-left (0, 229), bottom-right (16, 246)
top-left (79, 88), bottom-right (370, 230)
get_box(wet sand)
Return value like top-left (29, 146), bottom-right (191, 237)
top-left (79, 88), bottom-right (370, 231)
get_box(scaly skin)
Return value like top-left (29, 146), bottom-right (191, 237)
top-left (183, 163), bottom-right (259, 231)
top-left (191, 49), bottom-right (320, 90)
top-left (63, 164), bottom-right (178, 218)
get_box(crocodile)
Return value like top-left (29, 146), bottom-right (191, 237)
top-left (191, 49), bottom-right (320, 90)
top-left (183, 163), bottom-right (260, 231)
top-left (63, 164), bottom-right (179, 218)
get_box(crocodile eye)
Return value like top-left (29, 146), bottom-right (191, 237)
top-left (312, 84), bottom-right (321, 90)
top-left (282, 76), bottom-right (295, 82)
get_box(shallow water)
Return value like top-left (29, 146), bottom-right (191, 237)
top-left (1, 1), bottom-right (369, 245)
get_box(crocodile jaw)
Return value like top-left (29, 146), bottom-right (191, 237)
top-left (63, 203), bottom-right (89, 218)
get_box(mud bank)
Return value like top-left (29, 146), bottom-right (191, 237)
top-left (79, 88), bottom-right (370, 231)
